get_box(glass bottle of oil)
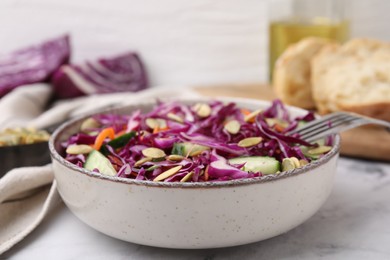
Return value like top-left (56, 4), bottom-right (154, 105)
top-left (269, 0), bottom-right (349, 80)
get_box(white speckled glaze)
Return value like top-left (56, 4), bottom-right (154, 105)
top-left (49, 97), bottom-right (340, 249)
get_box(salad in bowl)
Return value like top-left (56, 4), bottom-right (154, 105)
top-left (61, 99), bottom-right (332, 182)
top-left (49, 97), bottom-right (339, 249)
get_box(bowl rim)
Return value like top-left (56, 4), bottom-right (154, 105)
top-left (49, 96), bottom-right (340, 188)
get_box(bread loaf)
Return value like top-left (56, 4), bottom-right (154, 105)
top-left (273, 37), bottom-right (332, 109)
top-left (311, 38), bottom-right (390, 121)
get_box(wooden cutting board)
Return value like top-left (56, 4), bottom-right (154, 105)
top-left (196, 84), bottom-right (390, 161)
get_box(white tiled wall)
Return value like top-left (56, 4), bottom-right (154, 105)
top-left (0, 0), bottom-right (388, 87)
top-left (347, 0), bottom-right (390, 40)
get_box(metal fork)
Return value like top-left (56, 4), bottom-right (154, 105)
top-left (288, 112), bottom-right (390, 143)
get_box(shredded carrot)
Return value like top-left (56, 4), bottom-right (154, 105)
top-left (93, 127), bottom-right (115, 150)
top-left (153, 125), bottom-right (169, 134)
top-left (204, 165), bottom-right (209, 181)
top-left (241, 108), bottom-right (251, 116)
top-left (274, 123), bottom-right (285, 133)
top-left (153, 125), bottom-right (160, 134)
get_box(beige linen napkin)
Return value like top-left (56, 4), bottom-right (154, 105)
top-left (0, 83), bottom-right (52, 130)
top-left (0, 85), bottom-right (200, 255)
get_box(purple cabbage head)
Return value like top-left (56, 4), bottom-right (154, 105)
top-left (52, 52), bottom-right (148, 99)
top-left (0, 35), bottom-right (70, 97)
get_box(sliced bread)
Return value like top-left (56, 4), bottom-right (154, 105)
top-left (273, 37), bottom-right (333, 109)
top-left (311, 38), bottom-right (390, 121)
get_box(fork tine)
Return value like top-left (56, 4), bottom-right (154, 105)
top-left (302, 119), bottom-right (362, 142)
top-left (288, 113), bottom-right (337, 134)
top-left (290, 112), bottom-right (348, 135)
top-left (288, 111), bottom-right (390, 143)
top-left (298, 115), bottom-right (359, 138)
top-left (289, 112), bottom-right (363, 142)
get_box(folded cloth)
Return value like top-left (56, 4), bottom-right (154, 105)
top-left (0, 165), bottom-right (60, 255)
top-left (0, 86), bottom-right (201, 255)
top-left (0, 83), bottom-right (52, 130)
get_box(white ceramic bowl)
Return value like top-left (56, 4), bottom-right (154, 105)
top-left (49, 97), bottom-right (340, 249)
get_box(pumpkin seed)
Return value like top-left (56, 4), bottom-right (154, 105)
top-left (308, 145), bottom-right (332, 155)
top-left (24, 134), bottom-right (36, 144)
top-left (237, 137), bottom-right (263, 148)
top-left (167, 112), bottom-right (184, 123)
top-left (66, 144), bottom-right (94, 154)
top-left (184, 144), bottom-right (210, 157)
top-left (146, 118), bottom-right (166, 129)
top-left (167, 154), bottom-right (185, 161)
top-left (265, 118), bottom-right (288, 127)
top-left (154, 165), bottom-right (182, 181)
top-left (289, 157), bottom-right (301, 168)
top-left (134, 157), bottom-right (152, 167)
top-left (34, 131), bottom-right (50, 141)
top-left (244, 109), bottom-right (262, 122)
top-left (142, 147), bottom-right (166, 158)
top-left (80, 118), bottom-right (100, 132)
top-left (157, 119), bottom-right (168, 128)
top-left (145, 118), bottom-right (158, 129)
top-left (145, 118), bottom-right (167, 130)
top-left (180, 171), bottom-right (194, 182)
top-left (193, 103), bottom-right (211, 118)
top-left (146, 165), bottom-right (160, 171)
top-left (282, 158), bottom-right (296, 171)
top-left (189, 150), bottom-right (202, 156)
top-left (299, 159), bottom-right (309, 167)
top-left (0, 135), bottom-right (20, 146)
top-left (224, 120), bottom-right (241, 134)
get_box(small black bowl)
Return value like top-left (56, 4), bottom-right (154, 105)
top-left (0, 141), bottom-right (51, 177)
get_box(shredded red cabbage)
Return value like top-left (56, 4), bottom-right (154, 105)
top-left (62, 100), bottom-right (332, 182)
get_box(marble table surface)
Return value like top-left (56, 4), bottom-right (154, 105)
top-left (3, 157), bottom-right (390, 260)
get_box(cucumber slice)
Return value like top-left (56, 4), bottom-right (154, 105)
top-left (108, 131), bottom-right (136, 148)
top-left (300, 146), bottom-right (319, 160)
top-left (100, 131), bottom-right (136, 155)
top-left (300, 140), bottom-right (325, 160)
top-left (171, 142), bottom-right (209, 156)
top-left (84, 150), bottom-right (117, 176)
top-left (229, 156), bottom-right (280, 175)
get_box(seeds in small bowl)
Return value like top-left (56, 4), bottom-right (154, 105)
top-left (0, 127), bottom-right (50, 146)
